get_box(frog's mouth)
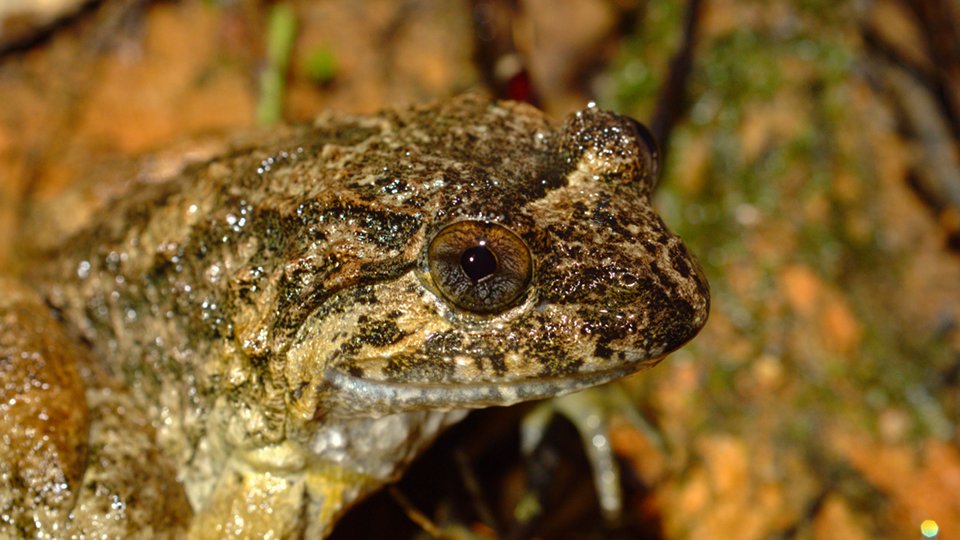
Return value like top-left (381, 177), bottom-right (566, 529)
top-left (320, 360), bottom-right (657, 418)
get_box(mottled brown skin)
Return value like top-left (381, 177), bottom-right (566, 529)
top-left (4, 95), bottom-right (708, 537)
top-left (0, 279), bottom-right (192, 538)
top-left (0, 280), bottom-right (90, 534)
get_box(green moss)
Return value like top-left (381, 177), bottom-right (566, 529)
top-left (303, 46), bottom-right (337, 85)
top-left (600, 0), bottom-right (684, 118)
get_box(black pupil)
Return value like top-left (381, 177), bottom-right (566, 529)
top-left (460, 245), bottom-right (497, 281)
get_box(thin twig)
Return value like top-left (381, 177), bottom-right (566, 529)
top-left (648, 0), bottom-right (703, 169)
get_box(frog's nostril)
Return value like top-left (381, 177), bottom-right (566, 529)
top-left (617, 271), bottom-right (640, 289)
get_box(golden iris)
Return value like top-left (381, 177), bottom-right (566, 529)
top-left (427, 221), bottom-right (532, 313)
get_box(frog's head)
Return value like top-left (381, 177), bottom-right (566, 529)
top-left (283, 98), bottom-right (709, 418)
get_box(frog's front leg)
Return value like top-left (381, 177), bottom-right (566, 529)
top-left (189, 441), bottom-right (378, 539)
top-left (191, 409), bottom-right (467, 538)
top-left (190, 443), bottom-right (306, 539)
top-left (521, 383), bottom-right (663, 524)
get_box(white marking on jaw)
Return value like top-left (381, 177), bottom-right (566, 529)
top-left (324, 362), bottom-right (645, 416)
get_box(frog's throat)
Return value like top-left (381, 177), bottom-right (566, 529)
top-left (320, 361), bottom-right (658, 417)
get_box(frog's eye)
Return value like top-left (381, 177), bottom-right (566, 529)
top-left (626, 117), bottom-right (660, 182)
top-left (557, 106), bottom-right (661, 194)
top-left (427, 221), bottom-right (532, 313)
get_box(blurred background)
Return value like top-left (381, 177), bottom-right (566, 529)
top-left (1, 0), bottom-right (959, 538)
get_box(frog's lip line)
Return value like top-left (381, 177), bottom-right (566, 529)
top-left (323, 361), bottom-right (658, 413)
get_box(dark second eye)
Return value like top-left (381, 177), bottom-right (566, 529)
top-left (427, 221), bottom-right (532, 313)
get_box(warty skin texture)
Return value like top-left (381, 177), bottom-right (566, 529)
top-left (5, 95), bottom-right (709, 537)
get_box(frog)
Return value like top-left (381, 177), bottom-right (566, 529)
top-left (0, 94), bottom-right (710, 538)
